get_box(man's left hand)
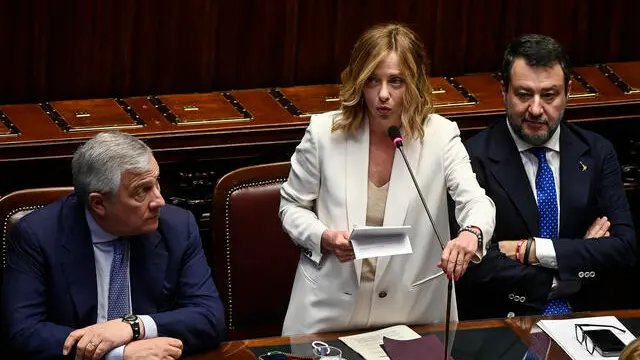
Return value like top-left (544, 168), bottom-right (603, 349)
top-left (438, 231), bottom-right (477, 280)
top-left (63, 319), bottom-right (135, 360)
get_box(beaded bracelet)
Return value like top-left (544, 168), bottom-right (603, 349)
top-left (458, 225), bottom-right (483, 250)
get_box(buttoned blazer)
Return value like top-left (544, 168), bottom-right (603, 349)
top-left (279, 110), bottom-right (495, 335)
top-left (457, 120), bottom-right (636, 319)
top-left (2, 193), bottom-right (226, 359)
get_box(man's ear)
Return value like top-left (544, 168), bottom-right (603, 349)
top-left (566, 79), bottom-right (572, 99)
top-left (500, 81), bottom-right (507, 99)
top-left (88, 193), bottom-right (108, 217)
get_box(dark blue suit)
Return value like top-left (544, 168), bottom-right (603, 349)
top-left (2, 193), bottom-right (226, 359)
top-left (456, 120), bottom-right (636, 319)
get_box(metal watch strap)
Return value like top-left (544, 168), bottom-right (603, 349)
top-left (121, 313), bottom-right (141, 340)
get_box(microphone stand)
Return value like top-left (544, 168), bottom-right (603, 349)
top-left (396, 144), bottom-right (452, 360)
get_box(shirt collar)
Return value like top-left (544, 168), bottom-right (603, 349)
top-left (85, 208), bottom-right (119, 244)
top-left (506, 118), bottom-right (561, 153)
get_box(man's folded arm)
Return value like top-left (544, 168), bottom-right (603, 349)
top-left (554, 143), bottom-right (636, 280)
top-left (149, 213), bottom-right (226, 355)
top-left (464, 242), bottom-right (555, 308)
top-left (2, 224), bottom-right (76, 359)
top-left (103, 316), bottom-right (157, 360)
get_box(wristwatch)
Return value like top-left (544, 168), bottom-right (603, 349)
top-left (121, 313), bottom-right (141, 340)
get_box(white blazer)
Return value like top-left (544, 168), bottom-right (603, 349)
top-left (279, 111), bottom-right (495, 336)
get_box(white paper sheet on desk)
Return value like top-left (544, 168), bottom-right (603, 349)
top-left (350, 225), bottom-right (412, 259)
top-left (537, 315), bottom-right (636, 360)
top-left (338, 324), bottom-right (421, 360)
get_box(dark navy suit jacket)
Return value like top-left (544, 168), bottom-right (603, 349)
top-left (2, 193), bottom-right (226, 359)
top-left (456, 120), bottom-right (636, 319)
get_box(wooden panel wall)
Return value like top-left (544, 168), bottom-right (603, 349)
top-left (1, 0), bottom-right (639, 105)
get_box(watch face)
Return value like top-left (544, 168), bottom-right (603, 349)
top-left (122, 313), bottom-right (137, 322)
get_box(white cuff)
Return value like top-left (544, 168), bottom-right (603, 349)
top-left (105, 345), bottom-right (125, 360)
top-left (139, 315), bottom-right (158, 339)
top-left (309, 223), bottom-right (328, 265)
top-left (471, 247), bottom-right (482, 264)
top-left (534, 237), bottom-right (558, 269)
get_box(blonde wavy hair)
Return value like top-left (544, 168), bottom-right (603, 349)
top-left (332, 23), bottom-right (434, 140)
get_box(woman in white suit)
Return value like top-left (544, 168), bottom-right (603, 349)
top-left (279, 23), bottom-right (495, 336)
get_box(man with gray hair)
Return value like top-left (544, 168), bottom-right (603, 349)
top-left (2, 132), bottom-right (226, 359)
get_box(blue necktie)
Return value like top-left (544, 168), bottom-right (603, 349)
top-left (531, 148), bottom-right (570, 316)
top-left (524, 148), bottom-right (569, 360)
top-left (107, 238), bottom-right (130, 320)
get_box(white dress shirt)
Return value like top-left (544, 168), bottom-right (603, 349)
top-left (85, 209), bottom-right (158, 359)
top-left (505, 121), bottom-right (561, 270)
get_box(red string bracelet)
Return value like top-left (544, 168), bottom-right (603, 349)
top-left (515, 239), bottom-right (526, 263)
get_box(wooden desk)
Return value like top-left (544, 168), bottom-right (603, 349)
top-left (0, 62), bottom-right (638, 230)
top-left (0, 61), bottom-right (639, 198)
top-left (0, 61), bottom-right (638, 248)
top-left (1, 64), bottom-right (639, 339)
top-left (184, 309), bottom-right (640, 360)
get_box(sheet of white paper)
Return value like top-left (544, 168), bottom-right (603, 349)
top-left (537, 316), bottom-right (636, 360)
top-left (338, 324), bottom-right (421, 360)
top-left (349, 225), bottom-right (413, 259)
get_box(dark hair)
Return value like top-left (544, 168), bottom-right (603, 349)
top-left (501, 34), bottom-right (571, 93)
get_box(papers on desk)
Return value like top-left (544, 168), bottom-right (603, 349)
top-left (338, 324), bottom-right (421, 360)
top-left (349, 225), bottom-right (413, 259)
top-left (537, 316), bottom-right (636, 360)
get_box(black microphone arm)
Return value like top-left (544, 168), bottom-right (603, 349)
top-left (387, 127), bottom-right (445, 250)
top-left (387, 125), bottom-right (453, 360)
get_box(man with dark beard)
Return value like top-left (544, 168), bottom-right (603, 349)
top-left (454, 34), bottom-right (636, 321)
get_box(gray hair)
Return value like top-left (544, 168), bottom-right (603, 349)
top-left (72, 132), bottom-right (153, 203)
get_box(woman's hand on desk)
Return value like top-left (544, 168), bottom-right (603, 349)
top-left (321, 229), bottom-right (354, 262)
top-left (438, 231), bottom-right (478, 280)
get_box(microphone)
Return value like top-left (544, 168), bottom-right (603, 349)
top-left (388, 126), bottom-right (404, 148)
top-left (387, 125), bottom-right (453, 360)
top-left (387, 126), bottom-right (446, 249)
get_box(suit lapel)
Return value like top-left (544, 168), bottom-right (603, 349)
top-left (346, 119), bottom-right (369, 283)
top-left (60, 196), bottom-right (98, 326)
top-left (487, 122), bottom-right (539, 236)
top-left (376, 135), bottom-right (419, 280)
top-left (559, 125), bottom-right (590, 235)
top-left (130, 231), bottom-right (167, 314)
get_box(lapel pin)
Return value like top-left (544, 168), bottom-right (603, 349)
top-left (579, 160), bottom-right (588, 172)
